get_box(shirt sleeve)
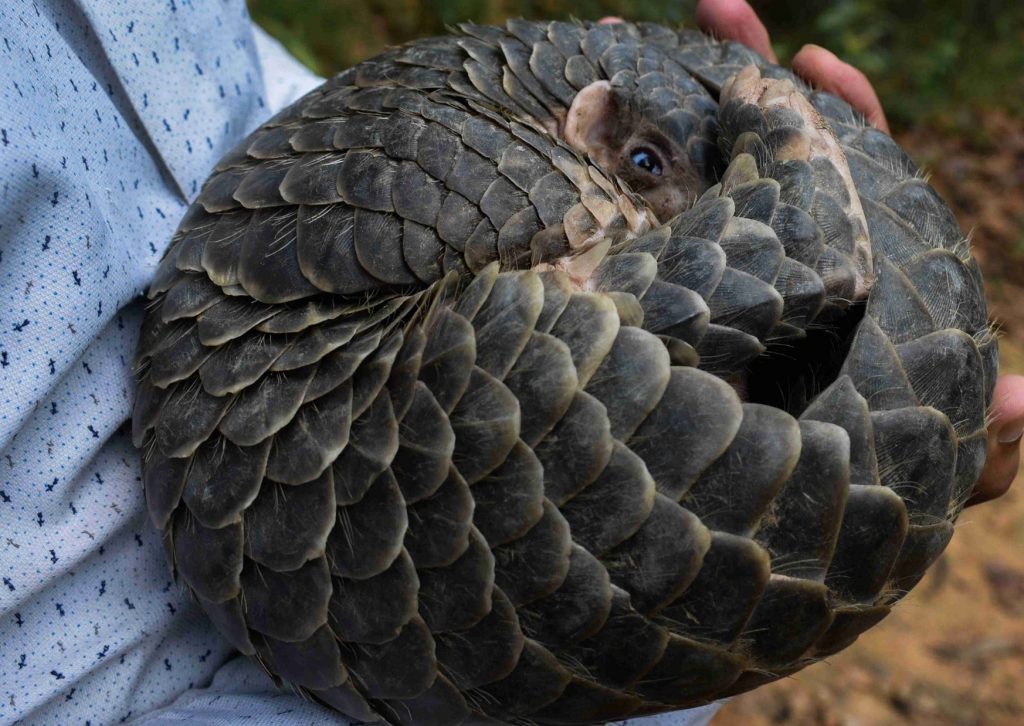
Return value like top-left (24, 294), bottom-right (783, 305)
top-left (251, 24), bottom-right (323, 112)
top-left (0, 1), bottom-right (314, 723)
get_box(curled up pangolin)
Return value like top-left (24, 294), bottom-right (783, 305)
top-left (132, 19), bottom-right (997, 725)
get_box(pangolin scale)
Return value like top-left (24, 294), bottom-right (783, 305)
top-left (133, 19), bottom-right (996, 725)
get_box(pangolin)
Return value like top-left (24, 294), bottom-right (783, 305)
top-left (132, 19), bottom-right (997, 725)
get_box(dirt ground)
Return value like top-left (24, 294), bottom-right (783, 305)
top-left (716, 111), bottom-right (1024, 726)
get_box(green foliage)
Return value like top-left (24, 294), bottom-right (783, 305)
top-left (249, 0), bottom-right (1023, 131)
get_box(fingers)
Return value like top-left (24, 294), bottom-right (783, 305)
top-left (792, 44), bottom-right (890, 133)
top-left (694, 0), bottom-right (888, 133)
top-left (967, 374), bottom-right (1024, 507)
top-left (607, 2), bottom-right (889, 133)
top-left (695, 0), bottom-right (778, 63)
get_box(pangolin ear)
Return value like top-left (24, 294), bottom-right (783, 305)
top-left (564, 81), bottom-right (622, 159)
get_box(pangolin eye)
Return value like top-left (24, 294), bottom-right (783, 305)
top-left (629, 146), bottom-right (663, 176)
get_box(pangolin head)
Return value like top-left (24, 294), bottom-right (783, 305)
top-left (562, 71), bottom-right (721, 223)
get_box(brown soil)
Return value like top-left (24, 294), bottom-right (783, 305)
top-left (715, 110), bottom-right (1024, 726)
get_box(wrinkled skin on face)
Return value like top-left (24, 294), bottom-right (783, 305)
top-left (564, 79), bottom-right (715, 223)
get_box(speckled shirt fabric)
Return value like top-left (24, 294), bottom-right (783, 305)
top-left (0, 2), bottom-right (721, 725)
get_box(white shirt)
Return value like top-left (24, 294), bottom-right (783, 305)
top-left (0, 2), bottom-right (721, 724)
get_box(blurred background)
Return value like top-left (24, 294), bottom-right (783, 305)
top-left (249, 1), bottom-right (1024, 723)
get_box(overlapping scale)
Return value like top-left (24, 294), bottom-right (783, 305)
top-left (136, 19), bottom-right (994, 726)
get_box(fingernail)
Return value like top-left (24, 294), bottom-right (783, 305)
top-left (998, 426), bottom-right (1024, 444)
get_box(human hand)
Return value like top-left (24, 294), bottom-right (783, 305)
top-left (693, 0), bottom-right (890, 132)
top-left (602, 0), bottom-right (1024, 506)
